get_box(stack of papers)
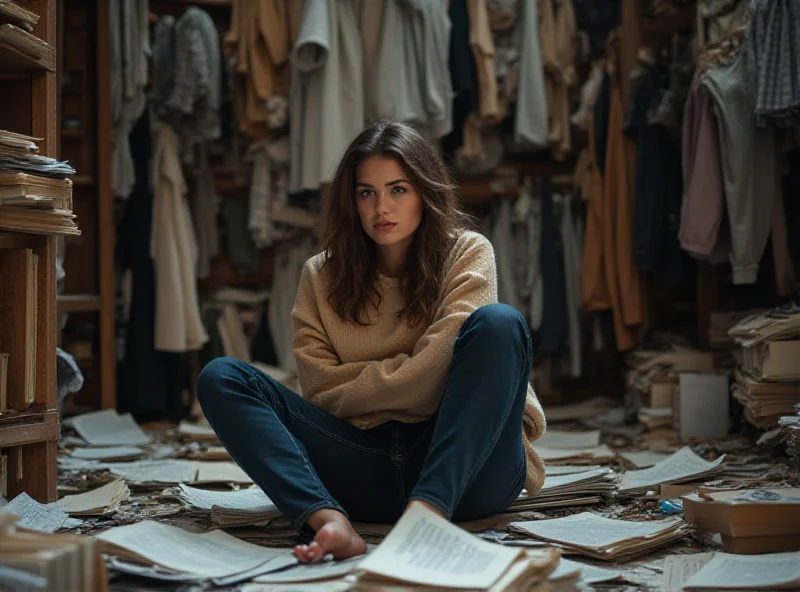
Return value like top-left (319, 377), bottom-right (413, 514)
top-left (781, 406), bottom-right (800, 465)
top-left (510, 512), bottom-right (689, 561)
top-left (178, 484), bottom-right (281, 527)
top-left (96, 520), bottom-right (296, 581)
top-left (65, 409), bottom-right (150, 446)
top-left (732, 370), bottom-right (800, 429)
top-left (355, 503), bottom-right (561, 590)
top-left (534, 444), bottom-right (616, 466)
top-left (57, 480), bottom-right (129, 516)
top-left (512, 468), bottom-right (616, 511)
top-left (194, 461), bottom-right (252, 485)
top-left (0, 1), bottom-right (40, 32)
top-left (618, 446), bottom-right (725, 497)
top-left (683, 552), bottom-right (800, 590)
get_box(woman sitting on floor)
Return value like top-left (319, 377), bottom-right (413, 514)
top-left (198, 120), bottom-right (547, 563)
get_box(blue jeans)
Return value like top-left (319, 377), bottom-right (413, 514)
top-left (197, 303), bottom-right (531, 531)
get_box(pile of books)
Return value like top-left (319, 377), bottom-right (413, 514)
top-left (0, 130), bottom-right (78, 235)
top-left (0, 514), bottom-right (107, 591)
top-left (729, 305), bottom-right (800, 429)
top-left (0, 1), bottom-right (50, 69)
top-left (780, 404), bottom-right (800, 468)
top-left (682, 487), bottom-right (800, 554)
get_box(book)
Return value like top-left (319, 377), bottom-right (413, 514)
top-left (0, 248), bottom-right (37, 409)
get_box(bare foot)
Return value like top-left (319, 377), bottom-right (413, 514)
top-left (294, 509), bottom-right (366, 563)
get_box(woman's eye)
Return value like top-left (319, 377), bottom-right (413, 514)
top-left (358, 189), bottom-right (373, 198)
top-left (392, 186), bottom-right (407, 194)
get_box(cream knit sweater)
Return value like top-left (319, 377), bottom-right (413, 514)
top-left (291, 231), bottom-right (546, 495)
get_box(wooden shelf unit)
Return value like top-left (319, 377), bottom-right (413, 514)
top-left (0, 0), bottom-right (61, 503)
top-left (57, 0), bottom-right (115, 412)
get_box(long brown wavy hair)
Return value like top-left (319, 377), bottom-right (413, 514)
top-left (319, 120), bottom-right (475, 327)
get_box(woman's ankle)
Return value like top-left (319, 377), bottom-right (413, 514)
top-left (306, 508), bottom-right (351, 532)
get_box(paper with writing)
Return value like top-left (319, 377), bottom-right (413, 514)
top-left (69, 409), bottom-right (150, 446)
top-left (179, 484), bottom-right (275, 512)
top-left (512, 512), bottom-right (681, 549)
top-left (358, 503), bottom-right (521, 588)
top-left (96, 520), bottom-right (294, 578)
top-left (0, 492), bottom-right (82, 532)
top-left (661, 553), bottom-right (715, 592)
top-left (620, 447), bottom-right (724, 492)
top-left (106, 460), bottom-right (198, 484)
top-left (683, 552), bottom-right (800, 590)
top-left (535, 430), bottom-right (600, 450)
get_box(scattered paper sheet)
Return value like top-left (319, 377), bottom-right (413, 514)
top-left (179, 484), bottom-right (275, 512)
top-left (535, 430), bottom-right (601, 450)
top-left (619, 447), bottom-right (725, 494)
top-left (254, 556), bottom-right (363, 584)
top-left (683, 552), bottom-right (800, 590)
top-left (57, 480), bottom-right (130, 515)
top-left (106, 460), bottom-right (198, 484)
top-left (357, 503), bottom-right (522, 588)
top-left (620, 451), bottom-right (672, 468)
top-left (96, 520), bottom-right (295, 578)
top-left (0, 492), bottom-right (82, 532)
top-left (70, 446), bottom-right (144, 461)
top-left (661, 553), bottom-right (715, 592)
top-left (512, 512), bottom-right (681, 549)
top-left (194, 461), bottom-right (252, 484)
top-left (68, 409), bottom-right (150, 446)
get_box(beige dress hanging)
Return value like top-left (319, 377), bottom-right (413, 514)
top-left (150, 122), bottom-right (208, 353)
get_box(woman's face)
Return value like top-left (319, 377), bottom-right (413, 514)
top-left (355, 155), bottom-right (423, 251)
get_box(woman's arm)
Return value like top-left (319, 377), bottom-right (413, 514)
top-left (292, 234), bottom-right (498, 419)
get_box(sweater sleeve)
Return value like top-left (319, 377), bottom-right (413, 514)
top-left (292, 234), bottom-right (498, 419)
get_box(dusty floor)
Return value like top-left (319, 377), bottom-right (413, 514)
top-left (56, 415), bottom-right (798, 591)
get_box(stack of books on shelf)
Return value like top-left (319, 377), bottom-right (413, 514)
top-left (0, 130), bottom-right (78, 235)
top-left (729, 305), bottom-right (800, 430)
top-left (0, 247), bottom-right (38, 414)
top-left (0, 1), bottom-right (48, 65)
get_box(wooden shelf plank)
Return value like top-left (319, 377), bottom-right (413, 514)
top-left (0, 42), bottom-right (55, 73)
top-left (71, 175), bottom-right (96, 187)
top-left (0, 410), bottom-right (59, 448)
top-left (57, 293), bottom-right (101, 312)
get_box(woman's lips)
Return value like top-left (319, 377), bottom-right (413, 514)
top-left (375, 222), bottom-right (397, 231)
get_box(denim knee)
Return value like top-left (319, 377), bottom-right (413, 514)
top-left (197, 357), bottom-right (247, 410)
top-left (463, 303), bottom-right (531, 352)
